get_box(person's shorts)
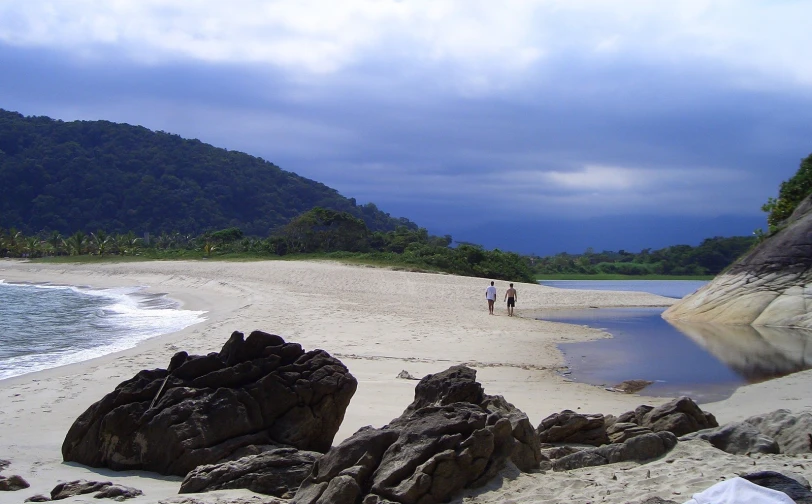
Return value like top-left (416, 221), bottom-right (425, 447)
top-left (507, 297), bottom-right (515, 307)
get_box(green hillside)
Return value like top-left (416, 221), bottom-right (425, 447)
top-left (0, 109), bottom-right (415, 236)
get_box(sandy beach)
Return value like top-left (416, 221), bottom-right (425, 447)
top-left (1, 259), bottom-right (811, 504)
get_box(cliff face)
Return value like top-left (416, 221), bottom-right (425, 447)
top-left (663, 195), bottom-right (812, 329)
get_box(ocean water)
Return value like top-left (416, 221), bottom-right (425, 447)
top-left (0, 281), bottom-right (207, 381)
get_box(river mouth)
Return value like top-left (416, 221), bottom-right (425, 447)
top-left (542, 307), bottom-right (812, 403)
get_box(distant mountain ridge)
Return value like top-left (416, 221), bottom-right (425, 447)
top-left (0, 109), bottom-right (415, 236)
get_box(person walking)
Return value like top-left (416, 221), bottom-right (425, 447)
top-left (485, 281), bottom-right (497, 314)
top-left (504, 283), bottom-right (517, 316)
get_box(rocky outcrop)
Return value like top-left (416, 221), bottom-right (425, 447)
top-left (62, 331), bottom-right (357, 476)
top-left (0, 474), bottom-right (30, 491)
top-left (681, 409), bottom-right (812, 456)
top-left (50, 480), bottom-right (143, 501)
top-left (552, 432), bottom-right (677, 471)
top-left (664, 194), bottom-right (812, 329)
top-left (292, 365), bottom-right (541, 504)
top-left (179, 447), bottom-right (320, 497)
top-left (536, 410), bottom-right (609, 446)
top-left (616, 396), bottom-right (718, 437)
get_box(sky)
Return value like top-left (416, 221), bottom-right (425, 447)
top-left (1, 1), bottom-right (811, 254)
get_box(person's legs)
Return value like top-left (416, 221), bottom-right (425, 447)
top-left (488, 299), bottom-right (494, 314)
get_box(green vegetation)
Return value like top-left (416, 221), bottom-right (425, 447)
top-left (762, 153), bottom-right (812, 231)
top-left (0, 109), bottom-right (414, 236)
top-left (0, 209), bottom-right (536, 283)
top-left (530, 236), bottom-right (755, 277)
top-left (535, 274), bottom-right (713, 281)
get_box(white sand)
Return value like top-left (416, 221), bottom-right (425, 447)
top-left (0, 259), bottom-right (810, 504)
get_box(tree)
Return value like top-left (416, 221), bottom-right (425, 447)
top-left (91, 230), bottom-right (111, 256)
top-left (65, 231), bottom-right (87, 256)
top-left (762, 153), bottom-right (812, 229)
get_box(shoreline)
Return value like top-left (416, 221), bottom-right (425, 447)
top-left (1, 259), bottom-right (812, 503)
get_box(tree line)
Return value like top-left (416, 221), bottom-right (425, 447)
top-left (0, 207), bottom-right (536, 283)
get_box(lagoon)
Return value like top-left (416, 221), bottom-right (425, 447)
top-left (539, 280), bottom-right (812, 402)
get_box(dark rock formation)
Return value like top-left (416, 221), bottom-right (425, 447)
top-left (0, 474), bottom-right (30, 491)
top-left (551, 432), bottom-right (677, 471)
top-left (637, 498), bottom-right (679, 504)
top-left (50, 480), bottom-right (142, 500)
top-left (606, 422), bottom-right (653, 444)
top-left (180, 447), bottom-right (320, 497)
top-left (664, 194), bottom-right (812, 329)
top-left (62, 331), bottom-right (357, 476)
top-left (680, 422), bottom-right (780, 455)
top-left (24, 495), bottom-right (50, 502)
top-left (616, 397), bottom-right (717, 437)
top-left (292, 365), bottom-right (541, 504)
top-left (744, 409), bottom-right (812, 454)
top-left (536, 410), bottom-right (609, 446)
top-left (743, 471), bottom-right (812, 504)
top-left (610, 379), bottom-right (654, 393)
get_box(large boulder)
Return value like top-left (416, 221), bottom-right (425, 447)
top-left (62, 331), bottom-right (357, 476)
top-left (292, 365), bottom-right (541, 504)
top-left (743, 409), bottom-right (812, 455)
top-left (180, 447), bottom-right (320, 497)
top-left (664, 194), bottom-right (812, 329)
top-left (536, 410), bottom-right (609, 446)
top-left (552, 432), bottom-right (677, 471)
top-left (616, 397), bottom-right (717, 437)
top-left (680, 422), bottom-right (780, 455)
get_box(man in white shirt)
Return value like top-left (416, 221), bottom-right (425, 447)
top-left (485, 281), bottom-right (497, 315)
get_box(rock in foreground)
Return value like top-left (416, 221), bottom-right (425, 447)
top-left (292, 365), bottom-right (541, 504)
top-left (62, 331), bottom-right (357, 476)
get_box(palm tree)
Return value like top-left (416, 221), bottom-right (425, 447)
top-left (47, 231), bottom-right (63, 256)
top-left (116, 231), bottom-right (141, 256)
top-left (5, 228), bottom-right (23, 257)
top-left (65, 231), bottom-right (87, 256)
top-left (91, 230), bottom-right (111, 256)
top-left (203, 240), bottom-right (216, 257)
top-left (23, 236), bottom-right (42, 258)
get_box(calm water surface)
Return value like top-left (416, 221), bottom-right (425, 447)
top-left (539, 280), bottom-right (812, 402)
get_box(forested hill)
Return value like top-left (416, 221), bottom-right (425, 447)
top-left (0, 109), bottom-right (415, 236)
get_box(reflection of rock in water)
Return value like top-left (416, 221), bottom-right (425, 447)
top-left (667, 320), bottom-right (812, 382)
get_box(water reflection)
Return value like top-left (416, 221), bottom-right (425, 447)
top-left (668, 320), bottom-right (812, 382)
top-left (546, 307), bottom-right (812, 402)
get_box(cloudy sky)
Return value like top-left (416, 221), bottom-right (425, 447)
top-left (2, 1), bottom-right (811, 253)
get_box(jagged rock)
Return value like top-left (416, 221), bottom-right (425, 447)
top-left (536, 410), bottom-right (609, 446)
top-left (179, 447), bottom-right (320, 497)
top-left (743, 471), bottom-right (812, 503)
top-left (401, 365), bottom-right (483, 415)
top-left (616, 397), bottom-right (717, 437)
top-left (0, 474), bottom-right (30, 491)
top-left (680, 422), bottom-right (780, 455)
top-left (292, 365), bottom-right (541, 504)
top-left (552, 432), bottom-right (677, 471)
top-left (610, 380), bottom-right (654, 393)
top-left (539, 445), bottom-right (584, 460)
top-left (62, 331), bottom-right (357, 476)
top-left (50, 480), bottom-right (142, 500)
top-left (607, 422), bottom-right (653, 444)
top-left (664, 194), bottom-right (812, 329)
top-left (24, 495), bottom-right (50, 502)
top-left (480, 394), bottom-right (543, 471)
top-left (744, 409), bottom-right (812, 454)
top-left (637, 498), bottom-right (679, 504)
top-left (397, 370), bottom-right (419, 380)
